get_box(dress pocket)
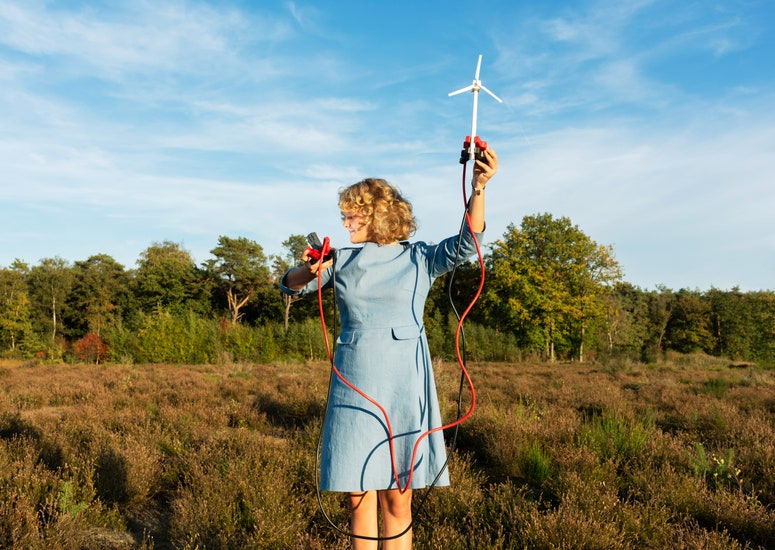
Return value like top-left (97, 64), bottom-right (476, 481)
top-left (391, 325), bottom-right (423, 340)
top-left (336, 325), bottom-right (424, 346)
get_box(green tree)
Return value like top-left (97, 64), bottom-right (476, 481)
top-left (27, 257), bottom-right (73, 356)
top-left (563, 226), bottom-right (622, 362)
top-left (600, 282), bottom-right (649, 359)
top-left (272, 234), bottom-right (310, 331)
top-left (205, 236), bottom-right (271, 326)
top-left (66, 254), bottom-right (132, 338)
top-left (706, 287), bottom-right (752, 360)
top-left (485, 214), bottom-right (620, 362)
top-left (0, 260), bottom-right (33, 355)
top-left (134, 241), bottom-right (205, 314)
top-left (642, 286), bottom-right (673, 362)
top-left (748, 291), bottom-right (775, 363)
top-left (665, 289), bottom-right (714, 354)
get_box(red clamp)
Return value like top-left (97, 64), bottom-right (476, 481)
top-left (459, 136), bottom-right (488, 164)
top-left (306, 247), bottom-right (325, 261)
top-left (464, 135), bottom-right (488, 151)
top-left (306, 233), bottom-right (334, 263)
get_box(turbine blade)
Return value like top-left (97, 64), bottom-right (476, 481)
top-left (480, 85), bottom-right (503, 103)
top-left (448, 85), bottom-right (474, 97)
top-left (474, 55), bottom-right (483, 80)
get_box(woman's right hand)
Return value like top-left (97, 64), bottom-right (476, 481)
top-left (301, 249), bottom-right (333, 276)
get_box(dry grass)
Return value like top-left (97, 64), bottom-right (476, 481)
top-left (1, 356), bottom-right (774, 549)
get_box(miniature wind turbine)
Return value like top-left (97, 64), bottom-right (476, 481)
top-left (448, 54), bottom-right (502, 162)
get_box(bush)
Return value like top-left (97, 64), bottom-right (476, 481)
top-left (134, 309), bottom-right (219, 364)
top-left (72, 333), bottom-right (109, 364)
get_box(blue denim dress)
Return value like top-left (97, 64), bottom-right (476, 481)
top-left (281, 227), bottom-right (482, 492)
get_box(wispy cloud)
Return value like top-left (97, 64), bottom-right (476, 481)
top-left (0, 0), bottom-right (772, 290)
top-left (0, 2), bottom-right (287, 79)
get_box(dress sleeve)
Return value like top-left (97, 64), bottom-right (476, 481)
top-left (426, 223), bottom-right (484, 278)
top-left (279, 266), bottom-right (334, 297)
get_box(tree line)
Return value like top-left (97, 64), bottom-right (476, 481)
top-left (1, 213), bottom-right (773, 365)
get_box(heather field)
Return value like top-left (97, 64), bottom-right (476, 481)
top-left (1, 356), bottom-right (774, 549)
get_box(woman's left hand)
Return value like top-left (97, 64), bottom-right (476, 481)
top-left (473, 146), bottom-right (498, 189)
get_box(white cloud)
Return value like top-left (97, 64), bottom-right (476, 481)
top-left (0, 0), bottom-right (772, 292)
top-left (483, 102), bottom-right (775, 290)
top-left (0, 1), bottom-right (286, 80)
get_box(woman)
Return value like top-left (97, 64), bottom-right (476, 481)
top-left (281, 146), bottom-right (497, 549)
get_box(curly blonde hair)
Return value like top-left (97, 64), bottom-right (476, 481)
top-left (339, 178), bottom-right (417, 245)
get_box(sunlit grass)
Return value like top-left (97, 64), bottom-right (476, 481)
top-left (1, 356), bottom-right (774, 548)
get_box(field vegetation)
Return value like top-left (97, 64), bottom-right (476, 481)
top-left (2, 354), bottom-right (774, 549)
top-left (3, 217), bottom-right (774, 369)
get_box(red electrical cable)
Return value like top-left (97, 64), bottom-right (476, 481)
top-left (313, 163), bottom-right (485, 494)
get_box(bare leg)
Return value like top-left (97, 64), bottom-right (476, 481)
top-left (378, 488), bottom-right (413, 550)
top-left (349, 491), bottom-right (378, 550)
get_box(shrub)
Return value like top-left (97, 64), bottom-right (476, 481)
top-left (519, 441), bottom-right (553, 488)
top-left (690, 443), bottom-right (742, 491)
top-left (700, 376), bottom-right (729, 398)
top-left (134, 309), bottom-right (218, 364)
top-left (580, 411), bottom-right (654, 463)
top-left (72, 333), bottom-right (109, 364)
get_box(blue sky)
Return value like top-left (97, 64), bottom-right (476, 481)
top-left (1, 0), bottom-right (773, 291)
